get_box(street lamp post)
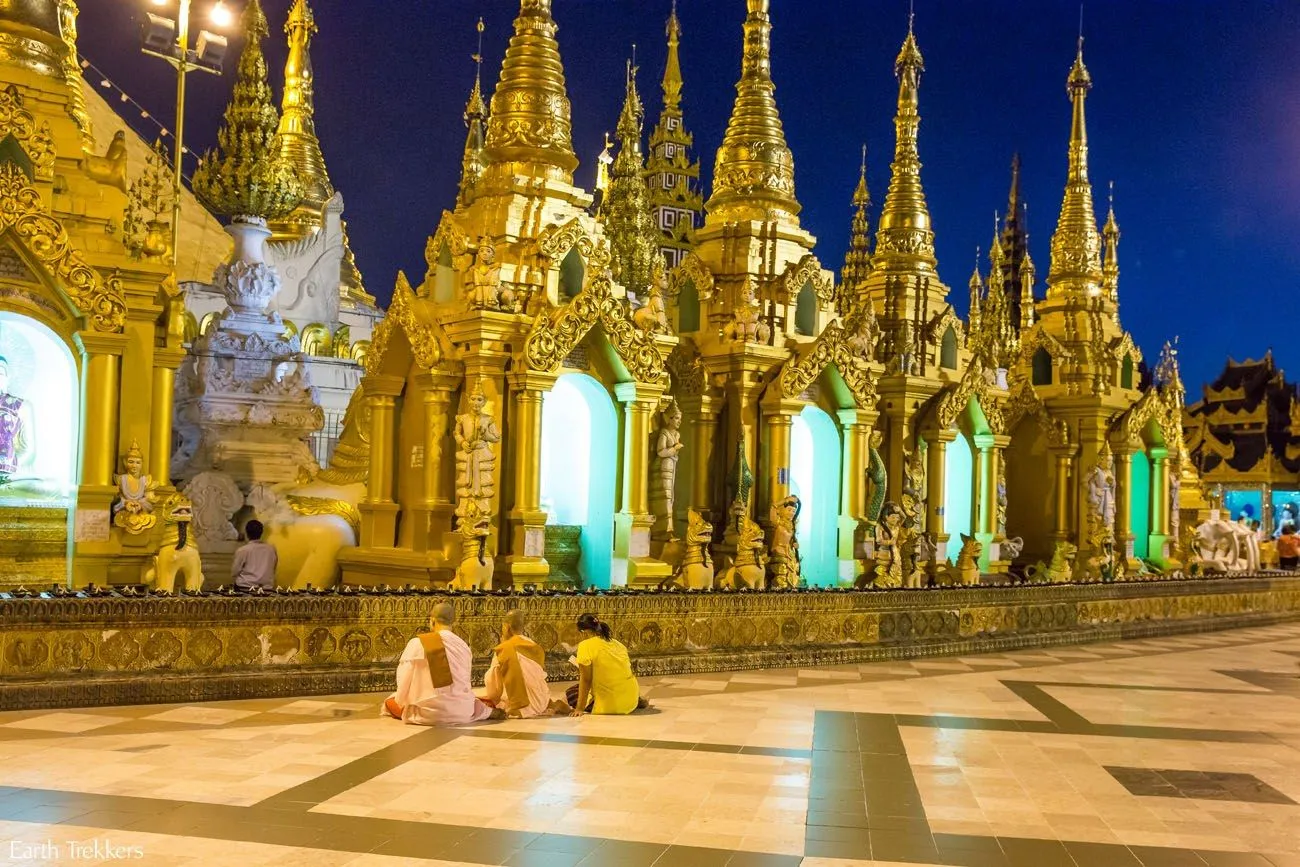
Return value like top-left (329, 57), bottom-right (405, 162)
top-left (141, 0), bottom-right (230, 272)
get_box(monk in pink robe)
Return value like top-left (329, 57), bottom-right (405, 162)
top-left (478, 610), bottom-right (568, 719)
top-left (383, 603), bottom-right (499, 726)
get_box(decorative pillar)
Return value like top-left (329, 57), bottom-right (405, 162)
top-left (148, 348), bottom-right (186, 485)
top-left (973, 433), bottom-right (994, 570)
top-left (680, 393), bottom-right (721, 519)
top-left (358, 374), bottom-right (404, 548)
top-left (763, 407), bottom-right (795, 517)
top-left (77, 334), bottom-right (124, 489)
top-left (501, 371), bottom-right (553, 587)
top-left (1051, 448), bottom-right (1074, 540)
top-left (615, 381), bottom-right (671, 585)
top-left (1149, 446), bottom-right (1171, 562)
top-left (924, 429), bottom-right (956, 560)
top-left (411, 371), bottom-right (459, 558)
top-left (1114, 448), bottom-right (1136, 564)
top-left (838, 409), bottom-right (872, 583)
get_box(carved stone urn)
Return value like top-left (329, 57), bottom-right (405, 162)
top-left (213, 216), bottom-right (284, 338)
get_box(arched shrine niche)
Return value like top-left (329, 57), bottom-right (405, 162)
top-left (790, 403), bottom-right (840, 586)
top-left (559, 248), bottom-right (585, 299)
top-left (0, 311), bottom-right (77, 503)
top-left (1005, 414), bottom-right (1055, 563)
top-left (794, 282), bottom-right (817, 336)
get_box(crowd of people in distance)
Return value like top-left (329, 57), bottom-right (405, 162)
top-left (381, 604), bottom-right (651, 726)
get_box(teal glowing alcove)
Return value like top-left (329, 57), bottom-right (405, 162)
top-left (1131, 451), bottom-right (1151, 558)
top-left (944, 431), bottom-right (974, 563)
top-left (539, 374), bottom-right (617, 587)
top-left (790, 405), bottom-right (840, 586)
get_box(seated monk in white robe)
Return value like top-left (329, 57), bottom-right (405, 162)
top-left (383, 602), bottom-right (500, 726)
top-left (478, 609), bottom-right (569, 719)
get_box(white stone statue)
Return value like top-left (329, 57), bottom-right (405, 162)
top-left (454, 379), bottom-right (500, 516)
top-left (1085, 448), bottom-right (1116, 549)
top-left (649, 400), bottom-right (684, 538)
top-left (996, 463), bottom-right (1008, 538)
top-left (144, 494), bottom-right (204, 592)
top-left (112, 439), bottom-right (158, 535)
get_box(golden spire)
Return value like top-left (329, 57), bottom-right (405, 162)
top-left (339, 220), bottom-right (375, 308)
top-left (1102, 180), bottom-right (1120, 310)
top-left (604, 58), bottom-right (660, 295)
top-left (1020, 240), bottom-right (1037, 329)
top-left (874, 16), bottom-right (936, 268)
top-left (662, 0), bottom-right (683, 112)
top-left (457, 18), bottom-right (488, 208)
top-left (192, 0), bottom-right (302, 221)
top-left (967, 248), bottom-right (982, 335)
top-left (707, 0), bottom-right (799, 222)
top-left (57, 1), bottom-right (93, 148)
top-left (271, 0), bottom-right (334, 239)
top-left (593, 131), bottom-right (613, 208)
top-left (1046, 37), bottom-right (1103, 293)
top-left (840, 144), bottom-right (873, 302)
top-left (483, 0), bottom-right (578, 183)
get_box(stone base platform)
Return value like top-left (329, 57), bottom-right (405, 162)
top-left (3, 574), bottom-right (1299, 710)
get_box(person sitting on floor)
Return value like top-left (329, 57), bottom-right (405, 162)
top-left (478, 609), bottom-right (569, 719)
top-left (384, 602), bottom-right (503, 725)
top-left (1277, 524), bottom-right (1300, 570)
top-left (232, 520), bottom-right (277, 591)
top-left (567, 612), bottom-right (650, 717)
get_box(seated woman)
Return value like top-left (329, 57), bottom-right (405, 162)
top-left (568, 613), bottom-right (650, 717)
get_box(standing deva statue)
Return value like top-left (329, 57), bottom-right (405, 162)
top-left (649, 400), bottom-right (684, 539)
top-left (454, 379), bottom-right (500, 520)
top-left (768, 494), bottom-right (802, 588)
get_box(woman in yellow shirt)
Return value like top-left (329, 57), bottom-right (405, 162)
top-left (569, 613), bottom-right (648, 716)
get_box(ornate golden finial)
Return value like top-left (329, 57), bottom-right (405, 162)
top-left (457, 17), bottom-right (489, 208)
top-left (663, 0), bottom-right (683, 111)
top-left (1102, 179), bottom-right (1120, 310)
top-left (339, 220), bottom-right (375, 308)
top-left (874, 18), bottom-right (935, 269)
top-left (123, 139), bottom-right (174, 260)
top-left (1020, 238), bottom-right (1037, 329)
top-left (604, 57), bottom-right (660, 296)
top-left (270, 0), bottom-right (333, 239)
top-left (707, 0), bottom-right (799, 222)
top-left (840, 144), bottom-right (873, 302)
top-left (192, 0), bottom-right (303, 220)
top-left (57, 1), bottom-right (94, 148)
top-left (483, 0), bottom-right (578, 182)
top-left (968, 247), bottom-right (982, 334)
top-left (1046, 35), bottom-right (1102, 293)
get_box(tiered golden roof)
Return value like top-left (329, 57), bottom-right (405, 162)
top-left (1046, 40), bottom-right (1103, 294)
top-left (839, 146), bottom-right (873, 304)
top-left (706, 0), bottom-right (799, 222)
top-left (270, 0), bottom-right (334, 239)
top-left (603, 61), bottom-right (661, 295)
top-left (1102, 184), bottom-right (1120, 311)
top-left (482, 0), bottom-right (578, 185)
top-left (873, 21), bottom-right (935, 271)
top-left (645, 1), bottom-right (702, 266)
top-left (457, 19), bottom-right (488, 208)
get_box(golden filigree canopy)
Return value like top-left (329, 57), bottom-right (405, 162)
top-left (1046, 39), bottom-right (1103, 294)
top-left (604, 61), bottom-right (660, 296)
top-left (192, 0), bottom-right (303, 220)
top-left (707, 0), bottom-right (799, 222)
top-left (874, 23), bottom-right (936, 269)
top-left (482, 0), bottom-right (578, 182)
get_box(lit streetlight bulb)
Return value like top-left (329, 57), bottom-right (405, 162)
top-left (210, 1), bottom-right (232, 27)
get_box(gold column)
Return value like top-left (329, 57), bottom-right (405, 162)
top-left (148, 347), bottom-right (186, 484)
top-left (412, 371), bottom-right (458, 559)
top-left (1114, 449), bottom-right (1134, 561)
top-left (764, 408), bottom-right (795, 514)
top-left (502, 371), bottom-right (553, 587)
top-left (925, 430), bottom-right (956, 552)
top-left (615, 382), bottom-right (670, 585)
top-left (76, 334), bottom-right (125, 488)
top-left (681, 394), bottom-right (721, 516)
top-left (359, 374), bottom-right (404, 547)
top-left (1052, 448), bottom-right (1074, 539)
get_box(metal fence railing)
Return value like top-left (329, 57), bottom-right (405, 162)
top-left (310, 409), bottom-right (347, 470)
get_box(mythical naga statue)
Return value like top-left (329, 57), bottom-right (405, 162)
top-left (864, 430), bottom-right (886, 524)
top-left (454, 379), bottom-right (500, 517)
top-left (720, 516), bottom-right (766, 589)
top-left (768, 495), bottom-right (802, 588)
top-left (633, 261), bottom-right (672, 334)
top-left (725, 277), bottom-right (771, 344)
top-left (466, 236), bottom-right (515, 311)
top-left (112, 439), bottom-right (158, 535)
top-left (873, 502), bottom-right (907, 588)
top-left (452, 498), bottom-right (493, 590)
top-left (649, 400), bottom-right (684, 538)
top-left (666, 508), bottom-right (714, 590)
top-left (144, 494), bottom-right (203, 593)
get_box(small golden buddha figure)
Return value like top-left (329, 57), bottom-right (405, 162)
top-left (113, 439), bottom-right (158, 535)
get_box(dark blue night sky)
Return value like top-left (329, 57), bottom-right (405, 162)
top-left (79, 1), bottom-right (1300, 393)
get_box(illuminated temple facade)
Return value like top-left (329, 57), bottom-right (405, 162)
top-left (321, 0), bottom-right (1192, 590)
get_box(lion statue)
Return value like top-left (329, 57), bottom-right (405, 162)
top-left (452, 499), bottom-right (493, 590)
top-left (144, 493), bottom-right (204, 593)
top-left (954, 533), bottom-right (982, 586)
top-left (1025, 540), bottom-right (1078, 584)
top-left (720, 516), bottom-right (767, 589)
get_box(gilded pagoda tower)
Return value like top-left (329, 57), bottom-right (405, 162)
top-left (602, 61), bottom-right (661, 298)
top-left (333, 0), bottom-right (675, 590)
top-left (645, 2), bottom-right (702, 271)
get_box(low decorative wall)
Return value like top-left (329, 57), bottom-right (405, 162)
top-left (2, 575), bottom-right (1299, 710)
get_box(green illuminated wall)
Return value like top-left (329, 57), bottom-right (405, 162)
top-left (1131, 451), bottom-right (1151, 559)
top-left (944, 432), bottom-right (974, 563)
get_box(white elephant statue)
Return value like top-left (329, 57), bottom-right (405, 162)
top-left (144, 494), bottom-right (204, 592)
top-left (246, 479), bottom-right (363, 589)
top-left (1194, 515), bottom-right (1258, 573)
